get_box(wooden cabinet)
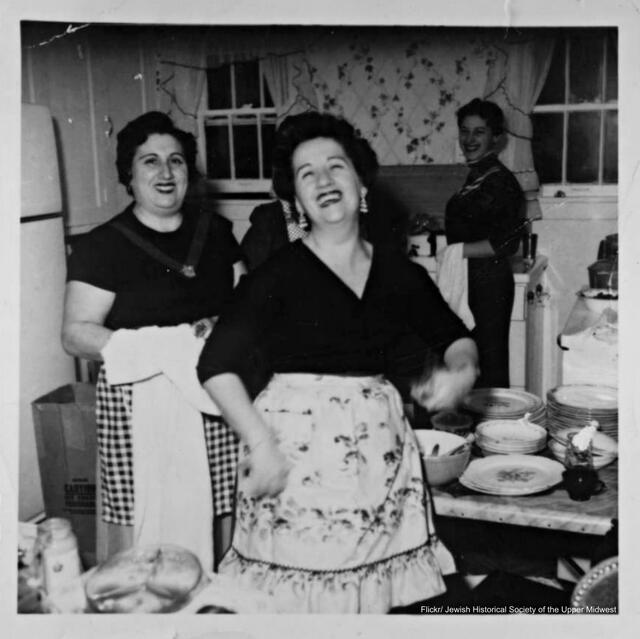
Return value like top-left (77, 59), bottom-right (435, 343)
top-left (22, 24), bottom-right (146, 234)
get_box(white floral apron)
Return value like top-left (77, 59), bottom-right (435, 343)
top-left (219, 373), bottom-right (451, 613)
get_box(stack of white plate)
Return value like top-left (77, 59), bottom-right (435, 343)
top-left (548, 428), bottom-right (618, 469)
top-left (546, 385), bottom-right (618, 440)
top-left (475, 418), bottom-right (548, 455)
top-left (459, 454), bottom-right (565, 496)
top-left (462, 388), bottom-right (546, 425)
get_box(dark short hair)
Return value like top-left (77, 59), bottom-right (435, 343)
top-left (116, 111), bottom-right (198, 189)
top-left (456, 98), bottom-right (505, 136)
top-left (271, 112), bottom-right (379, 204)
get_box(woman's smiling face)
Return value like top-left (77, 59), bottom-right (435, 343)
top-left (130, 133), bottom-right (188, 217)
top-left (458, 114), bottom-right (498, 163)
top-left (292, 137), bottom-right (365, 230)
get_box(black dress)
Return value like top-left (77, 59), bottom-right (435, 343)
top-left (67, 204), bottom-right (243, 525)
top-left (196, 240), bottom-right (470, 613)
top-left (445, 154), bottom-right (525, 388)
top-left (198, 240), bottom-right (470, 386)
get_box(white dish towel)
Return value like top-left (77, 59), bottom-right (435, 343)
top-left (436, 242), bottom-right (476, 331)
top-left (101, 324), bottom-right (220, 572)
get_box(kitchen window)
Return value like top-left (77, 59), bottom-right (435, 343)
top-left (531, 28), bottom-right (618, 198)
top-left (197, 59), bottom-right (277, 193)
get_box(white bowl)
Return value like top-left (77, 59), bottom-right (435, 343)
top-left (579, 288), bottom-right (618, 314)
top-left (550, 428), bottom-right (618, 456)
top-left (414, 430), bottom-right (471, 486)
top-left (476, 418), bottom-right (547, 443)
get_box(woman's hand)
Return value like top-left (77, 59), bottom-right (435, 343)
top-left (242, 434), bottom-right (291, 498)
top-left (411, 338), bottom-right (479, 411)
top-left (201, 373), bottom-right (291, 498)
top-left (411, 362), bottom-right (477, 412)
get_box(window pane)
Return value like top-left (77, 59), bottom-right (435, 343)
top-left (567, 111), bottom-right (600, 182)
top-left (233, 117), bottom-right (259, 178)
top-left (606, 30), bottom-right (618, 102)
top-left (263, 75), bottom-right (274, 108)
top-left (531, 113), bottom-right (563, 183)
top-left (235, 60), bottom-right (260, 108)
top-left (205, 123), bottom-right (230, 179)
top-left (537, 38), bottom-right (565, 105)
top-left (569, 32), bottom-right (604, 103)
top-left (603, 111), bottom-right (618, 184)
top-left (207, 65), bottom-right (231, 110)
top-left (261, 122), bottom-right (276, 179)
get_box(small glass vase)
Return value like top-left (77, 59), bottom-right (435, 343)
top-left (562, 434), bottom-right (603, 501)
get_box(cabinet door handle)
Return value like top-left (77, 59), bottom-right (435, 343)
top-left (104, 116), bottom-right (114, 138)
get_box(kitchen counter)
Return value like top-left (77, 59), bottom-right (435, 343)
top-left (431, 458), bottom-right (617, 536)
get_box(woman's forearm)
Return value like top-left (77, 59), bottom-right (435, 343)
top-left (202, 373), bottom-right (271, 447)
top-left (61, 321), bottom-right (113, 361)
top-left (462, 239), bottom-right (495, 259)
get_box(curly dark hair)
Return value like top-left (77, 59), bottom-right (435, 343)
top-left (456, 98), bottom-right (505, 136)
top-left (116, 111), bottom-right (198, 193)
top-left (271, 112), bottom-right (379, 205)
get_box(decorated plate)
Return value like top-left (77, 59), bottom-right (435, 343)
top-left (462, 388), bottom-right (543, 418)
top-left (459, 454), bottom-right (564, 496)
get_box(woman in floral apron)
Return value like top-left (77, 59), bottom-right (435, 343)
top-left (198, 112), bottom-right (479, 613)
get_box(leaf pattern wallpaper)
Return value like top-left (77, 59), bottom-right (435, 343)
top-left (303, 29), bottom-right (495, 165)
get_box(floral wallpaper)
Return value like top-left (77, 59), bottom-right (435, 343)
top-left (303, 29), bottom-right (495, 165)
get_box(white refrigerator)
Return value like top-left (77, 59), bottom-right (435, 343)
top-left (20, 104), bottom-right (76, 520)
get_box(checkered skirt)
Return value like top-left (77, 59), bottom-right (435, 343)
top-left (95, 367), bottom-right (238, 525)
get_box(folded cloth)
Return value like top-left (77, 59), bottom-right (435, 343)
top-left (436, 242), bottom-right (476, 330)
top-left (101, 324), bottom-right (219, 571)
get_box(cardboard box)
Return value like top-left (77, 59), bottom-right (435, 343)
top-left (32, 383), bottom-right (97, 567)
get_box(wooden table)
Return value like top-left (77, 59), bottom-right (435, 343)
top-left (431, 460), bottom-right (617, 537)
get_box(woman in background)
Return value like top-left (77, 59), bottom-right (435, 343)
top-left (62, 111), bottom-right (243, 563)
top-left (445, 98), bottom-right (525, 388)
top-left (197, 112), bottom-right (478, 613)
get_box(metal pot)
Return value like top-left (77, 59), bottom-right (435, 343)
top-left (597, 234), bottom-right (618, 260)
top-left (588, 258), bottom-right (618, 290)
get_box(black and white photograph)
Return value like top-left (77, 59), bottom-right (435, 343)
top-left (1, 1), bottom-right (639, 637)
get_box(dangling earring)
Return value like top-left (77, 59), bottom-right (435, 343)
top-left (298, 213), bottom-right (309, 231)
top-left (360, 193), bottom-right (368, 214)
top-left (281, 199), bottom-right (292, 219)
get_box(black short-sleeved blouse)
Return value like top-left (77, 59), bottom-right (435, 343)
top-left (445, 154), bottom-right (525, 258)
top-left (197, 240), bottom-right (470, 386)
top-left (67, 204), bottom-right (243, 329)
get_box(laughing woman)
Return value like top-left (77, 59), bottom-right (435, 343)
top-left (445, 98), bottom-right (525, 388)
top-left (197, 112), bottom-right (478, 613)
top-left (62, 112), bottom-right (244, 564)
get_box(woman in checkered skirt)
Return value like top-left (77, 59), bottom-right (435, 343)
top-left (62, 112), bottom-right (245, 563)
top-left (197, 112), bottom-right (479, 613)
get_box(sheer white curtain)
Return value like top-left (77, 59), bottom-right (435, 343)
top-left (484, 33), bottom-right (556, 216)
top-left (203, 28), bottom-right (318, 120)
top-left (263, 52), bottom-right (318, 121)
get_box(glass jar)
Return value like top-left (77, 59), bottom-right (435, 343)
top-left (37, 518), bottom-right (85, 612)
top-left (563, 434), bottom-right (602, 501)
